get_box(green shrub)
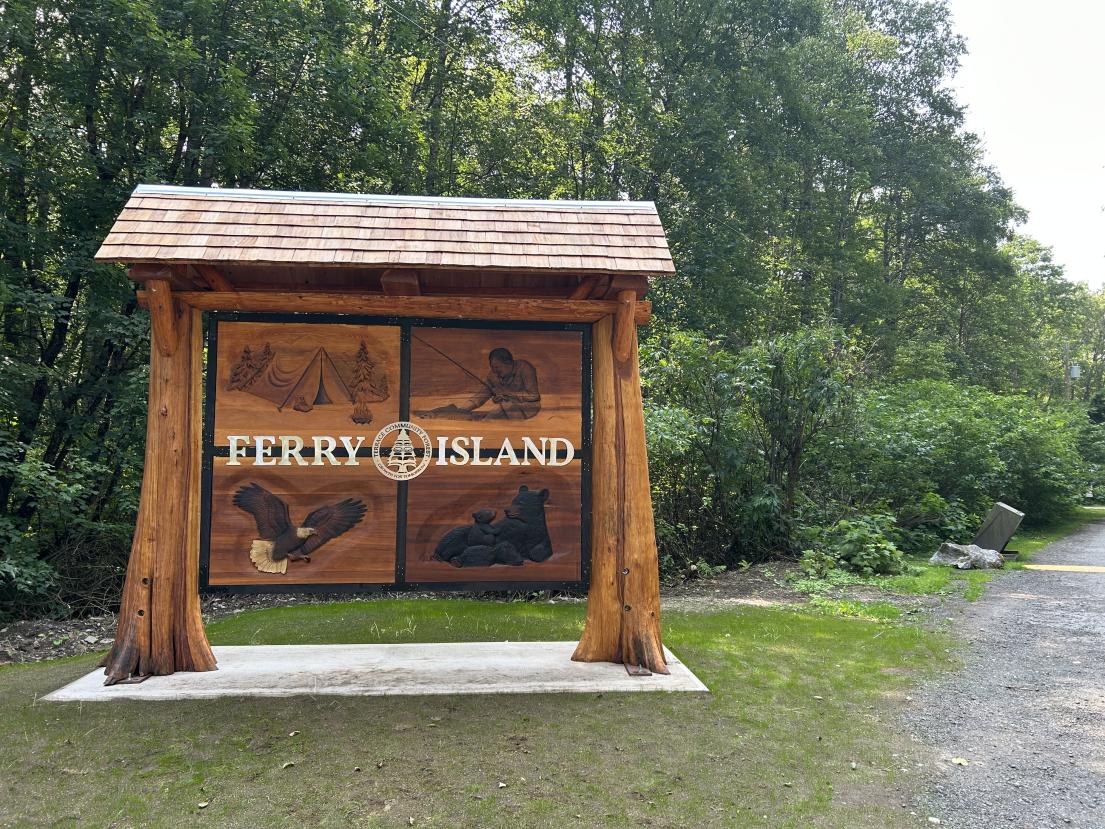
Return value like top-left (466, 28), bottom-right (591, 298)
top-left (643, 329), bottom-right (763, 575)
top-left (644, 340), bottom-right (1086, 578)
top-left (798, 547), bottom-right (838, 579)
top-left (0, 543), bottom-right (58, 622)
top-left (827, 513), bottom-right (907, 575)
top-left (809, 381), bottom-right (1085, 532)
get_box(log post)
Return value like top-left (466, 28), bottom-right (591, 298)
top-left (145, 278), bottom-right (178, 358)
top-left (573, 316), bottom-right (621, 661)
top-left (573, 294), bottom-right (667, 675)
top-left (101, 290), bottom-right (216, 684)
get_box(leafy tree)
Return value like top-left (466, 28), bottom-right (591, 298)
top-left (739, 325), bottom-right (863, 519)
top-left (1, 0), bottom-right (1100, 611)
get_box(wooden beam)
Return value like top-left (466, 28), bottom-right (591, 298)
top-left (137, 290), bottom-right (653, 325)
top-left (568, 276), bottom-right (597, 300)
top-left (177, 306), bottom-right (215, 672)
top-left (145, 279), bottom-right (179, 358)
top-left (380, 268), bottom-right (421, 296)
top-left (573, 312), bottom-right (667, 675)
top-left (193, 263), bottom-right (235, 292)
top-left (602, 275), bottom-right (649, 300)
top-left (572, 315), bottom-right (621, 664)
top-left (612, 316), bottom-right (667, 674)
top-left (589, 275), bottom-right (611, 299)
top-left (127, 264), bottom-right (175, 282)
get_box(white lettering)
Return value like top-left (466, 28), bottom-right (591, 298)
top-left (496, 438), bottom-right (520, 466)
top-left (278, 435), bottom-right (308, 466)
top-left (449, 436), bottom-right (470, 465)
top-left (226, 433), bottom-right (576, 469)
top-left (520, 436), bottom-right (547, 466)
top-left (312, 435), bottom-right (340, 466)
top-left (339, 436), bottom-right (365, 465)
top-left (227, 435), bottom-right (249, 465)
top-left (470, 436), bottom-right (493, 465)
top-left (254, 435), bottom-right (277, 466)
top-left (547, 437), bottom-right (575, 466)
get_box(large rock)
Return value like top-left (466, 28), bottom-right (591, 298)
top-left (930, 542), bottom-right (1005, 570)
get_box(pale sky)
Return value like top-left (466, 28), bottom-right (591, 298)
top-left (947, 0), bottom-right (1105, 287)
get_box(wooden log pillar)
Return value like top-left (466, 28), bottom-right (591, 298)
top-left (573, 292), bottom-right (668, 675)
top-left (101, 279), bottom-right (216, 684)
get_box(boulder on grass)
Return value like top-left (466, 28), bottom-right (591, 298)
top-left (930, 542), bottom-right (1005, 570)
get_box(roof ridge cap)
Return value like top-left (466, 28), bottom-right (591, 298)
top-left (133, 184), bottom-right (658, 211)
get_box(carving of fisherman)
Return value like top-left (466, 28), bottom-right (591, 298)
top-left (459, 347), bottom-right (541, 420)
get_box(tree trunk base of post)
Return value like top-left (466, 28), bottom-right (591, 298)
top-left (101, 295), bottom-right (216, 686)
top-left (573, 305), bottom-right (668, 676)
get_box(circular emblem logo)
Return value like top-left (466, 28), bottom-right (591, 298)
top-left (372, 421), bottom-right (432, 481)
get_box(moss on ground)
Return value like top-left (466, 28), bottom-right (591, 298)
top-left (0, 599), bottom-right (950, 829)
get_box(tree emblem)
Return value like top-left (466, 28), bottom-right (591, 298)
top-left (371, 421), bottom-right (432, 480)
top-left (387, 429), bottom-right (418, 474)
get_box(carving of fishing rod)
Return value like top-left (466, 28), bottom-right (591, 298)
top-left (411, 333), bottom-right (541, 421)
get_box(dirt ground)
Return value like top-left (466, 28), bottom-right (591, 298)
top-left (0, 590), bottom-right (423, 664)
top-left (0, 560), bottom-right (937, 664)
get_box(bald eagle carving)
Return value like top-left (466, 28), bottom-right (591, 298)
top-left (233, 483), bottom-right (367, 574)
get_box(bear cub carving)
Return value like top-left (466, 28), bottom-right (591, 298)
top-left (433, 485), bottom-right (553, 568)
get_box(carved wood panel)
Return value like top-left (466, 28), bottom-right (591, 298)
top-left (212, 321), bottom-right (401, 446)
top-left (409, 326), bottom-right (583, 448)
top-left (404, 462), bottom-right (583, 584)
top-left (206, 458), bottom-right (398, 585)
top-left (202, 315), bottom-right (589, 592)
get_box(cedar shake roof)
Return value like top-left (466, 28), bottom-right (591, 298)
top-left (94, 185), bottom-right (675, 277)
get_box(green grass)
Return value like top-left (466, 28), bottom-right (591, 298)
top-left (876, 564), bottom-right (995, 602)
top-left (790, 561), bottom-right (995, 604)
top-left (794, 505), bottom-right (1105, 606)
top-left (0, 598), bottom-right (950, 829)
top-left (806, 597), bottom-right (903, 621)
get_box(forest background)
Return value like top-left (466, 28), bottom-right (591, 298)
top-left (3, 0), bottom-right (1104, 618)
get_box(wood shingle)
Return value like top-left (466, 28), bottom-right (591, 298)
top-left (95, 186), bottom-right (676, 277)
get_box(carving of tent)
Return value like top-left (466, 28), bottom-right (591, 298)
top-left (245, 348), bottom-right (354, 411)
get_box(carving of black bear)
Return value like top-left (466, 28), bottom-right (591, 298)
top-left (432, 485), bottom-right (553, 568)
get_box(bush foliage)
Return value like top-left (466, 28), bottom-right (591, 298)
top-left (644, 330), bottom-right (1089, 578)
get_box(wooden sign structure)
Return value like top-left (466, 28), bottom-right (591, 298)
top-left (94, 185), bottom-right (676, 684)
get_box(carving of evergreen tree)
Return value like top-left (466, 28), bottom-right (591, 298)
top-left (254, 343), bottom-right (275, 375)
top-left (350, 339), bottom-right (388, 424)
top-left (227, 346), bottom-right (256, 390)
top-left (388, 429), bottom-right (417, 473)
top-left (351, 340), bottom-right (375, 397)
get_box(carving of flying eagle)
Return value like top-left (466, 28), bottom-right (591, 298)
top-left (233, 483), bottom-right (367, 574)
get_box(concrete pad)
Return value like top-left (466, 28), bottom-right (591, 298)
top-left (43, 642), bottom-right (708, 702)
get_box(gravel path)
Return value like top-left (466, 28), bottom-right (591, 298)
top-left (908, 521), bottom-right (1105, 828)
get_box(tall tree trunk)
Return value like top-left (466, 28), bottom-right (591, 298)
top-left (423, 0), bottom-right (454, 195)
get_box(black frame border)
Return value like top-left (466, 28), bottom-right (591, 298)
top-left (199, 311), bottom-right (592, 595)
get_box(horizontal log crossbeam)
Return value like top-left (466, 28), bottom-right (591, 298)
top-left (136, 290), bottom-right (652, 324)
